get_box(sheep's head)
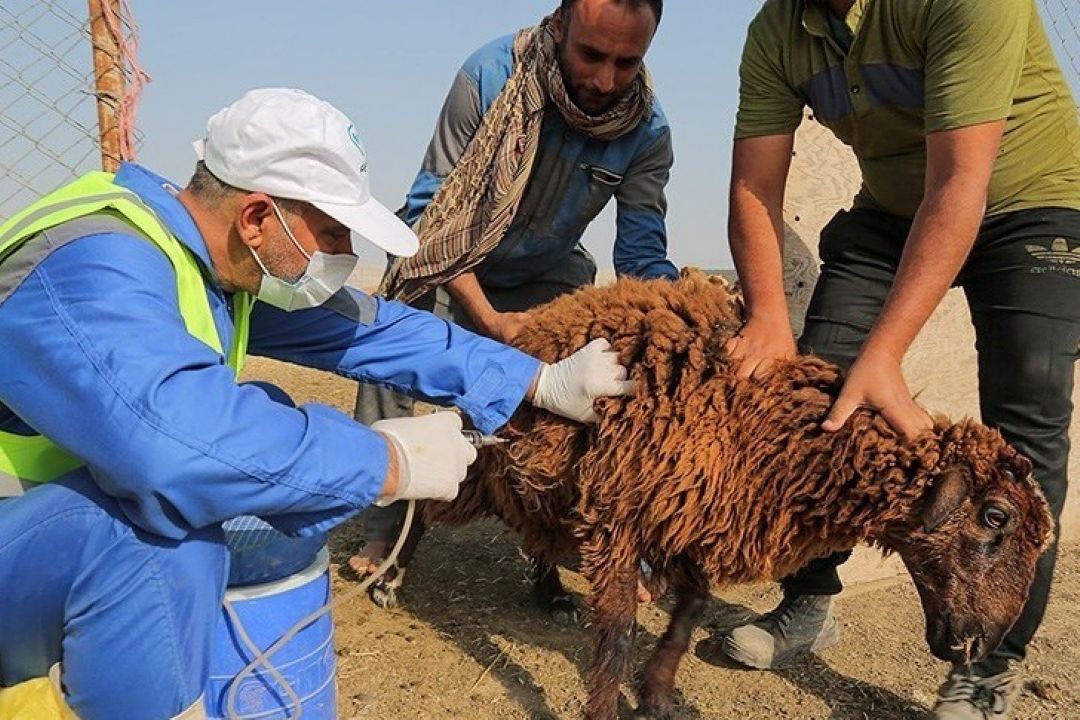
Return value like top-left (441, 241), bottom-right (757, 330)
top-left (888, 426), bottom-right (1052, 666)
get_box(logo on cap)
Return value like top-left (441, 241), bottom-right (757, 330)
top-left (347, 124), bottom-right (368, 173)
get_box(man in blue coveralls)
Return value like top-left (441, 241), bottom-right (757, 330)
top-left (0, 88), bottom-right (634, 719)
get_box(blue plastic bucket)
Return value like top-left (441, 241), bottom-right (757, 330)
top-left (222, 516), bottom-right (327, 587)
top-left (206, 547), bottom-right (337, 719)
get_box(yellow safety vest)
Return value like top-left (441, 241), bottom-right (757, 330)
top-left (0, 172), bottom-right (253, 485)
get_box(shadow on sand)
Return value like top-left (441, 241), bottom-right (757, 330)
top-left (695, 598), bottom-right (929, 720)
top-left (331, 521), bottom-right (927, 719)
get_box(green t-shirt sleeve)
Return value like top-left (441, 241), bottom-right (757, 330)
top-left (734, 11), bottom-right (805, 140)
top-left (923, 0), bottom-right (1029, 133)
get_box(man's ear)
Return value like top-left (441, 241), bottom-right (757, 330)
top-left (236, 193), bottom-right (274, 250)
top-left (922, 465), bottom-right (970, 533)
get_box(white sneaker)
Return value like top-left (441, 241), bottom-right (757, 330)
top-left (933, 668), bottom-right (1023, 720)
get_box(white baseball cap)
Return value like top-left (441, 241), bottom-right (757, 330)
top-left (193, 88), bottom-right (419, 257)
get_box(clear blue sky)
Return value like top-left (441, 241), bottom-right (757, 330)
top-left (131, 1), bottom-right (760, 269)
top-left (6, 2), bottom-right (1077, 268)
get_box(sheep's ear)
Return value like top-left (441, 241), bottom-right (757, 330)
top-left (922, 466), bottom-right (970, 533)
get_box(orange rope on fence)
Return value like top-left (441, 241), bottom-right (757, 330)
top-left (89, 0), bottom-right (150, 170)
top-left (102, 0), bottom-right (150, 162)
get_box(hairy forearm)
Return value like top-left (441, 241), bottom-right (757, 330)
top-left (728, 135), bottom-right (795, 324)
top-left (863, 181), bottom-right (986, 361)
top-left (445, 272), bottom-right (498, 329)
top-left (729, 183), bottom-right (789, 321)
top-left (863, 118), bottom-right (1004, 362)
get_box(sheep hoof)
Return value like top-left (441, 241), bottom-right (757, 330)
top-left (548, 595), bottom-right (580, 626)
top-left (369, 580), bottom-right (400, 609)
top-left (634, 688), bottom-right (678, 720)
top-left (633, 705), bottom-right (674, 720)
top-left (367, 566), bottom-right (406, 610)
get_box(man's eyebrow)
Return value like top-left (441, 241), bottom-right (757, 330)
top-left (577, 41), bottom-right (643, 64)
top-left (578, 42), bottom-right (607, 56)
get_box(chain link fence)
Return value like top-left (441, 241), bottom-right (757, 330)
top-left (1042, 0), bottom-right (1080, 97)
top-left (0, 2), bottom-right (1078, 225)
top-left (0, 1), bottom-right (100, 222)
top-left (0, 0), bottom-right (144, 224)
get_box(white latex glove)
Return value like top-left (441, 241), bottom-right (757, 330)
top-left (532, 338), bottom-right (635, 423)
top-left (372, 412), bottom-right (478, 505)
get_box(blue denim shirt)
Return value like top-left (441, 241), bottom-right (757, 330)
top-left (399, 34), bottom-right (680, 287)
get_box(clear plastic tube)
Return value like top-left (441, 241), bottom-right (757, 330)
top-left (224, 499), bottom-right (416, 720)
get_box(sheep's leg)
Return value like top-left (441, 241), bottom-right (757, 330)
top-left (527, 555), bottom-right (579, 626)
top-left (583, 563), bottom-right (639, 720)
top-left (636, 570), bottom-right (710, 719)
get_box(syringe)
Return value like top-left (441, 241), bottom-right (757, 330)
top-left (461, 429), bottom-right (507, 448)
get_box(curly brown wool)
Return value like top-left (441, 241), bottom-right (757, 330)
top-left (423, 270), bottom-right (1053, 720)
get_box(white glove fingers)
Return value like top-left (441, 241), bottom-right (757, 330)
top-left (370, 412), bottom-right (472, 504)
top-left (532, 336), bottom-right (631, 424)
top-left (607, 357), bottom-right (629, 381)
top-left (463, 441), bottom-right (478, 466)
top-left (434, 411), bottom-right (464, 432)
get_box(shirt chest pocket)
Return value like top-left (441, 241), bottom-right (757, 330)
top-left (574, 162), bottom-right (623, 228)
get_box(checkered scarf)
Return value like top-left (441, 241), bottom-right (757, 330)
top-left (379, 13), bottom-right (653, 303)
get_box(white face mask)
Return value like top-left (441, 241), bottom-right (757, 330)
top-left (248, 200), bottom-right (358, 311)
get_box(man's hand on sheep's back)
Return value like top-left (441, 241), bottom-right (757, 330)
top-left (821, 346), bottom-right (934, 442)
top-left (725, 315), bottom-right (798, 379)
top-left (479, 310), bottom-right (531, 344)
top-left (529, 338), bottom-right (636, 423)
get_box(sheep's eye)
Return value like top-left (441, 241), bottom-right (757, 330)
top-left (982, 505), bottom-right (1010, 530)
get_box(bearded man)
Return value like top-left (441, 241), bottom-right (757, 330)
top-left (352, 0), bottom-right (677, 607)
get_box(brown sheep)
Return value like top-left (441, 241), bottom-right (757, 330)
top-left (421, 270), bottom-right (1054, 720)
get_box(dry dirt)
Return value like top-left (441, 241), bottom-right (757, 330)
top-left (243, 359), bottom-right (1080, 720)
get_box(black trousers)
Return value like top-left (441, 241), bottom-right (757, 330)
top-left (783, 206), bottom-right (1080, 674)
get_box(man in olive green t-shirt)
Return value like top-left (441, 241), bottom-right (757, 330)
top-left (720, 0), bottom-right (1080, 717)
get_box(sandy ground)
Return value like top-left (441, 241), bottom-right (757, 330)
top-left (243, 359), bottom-right (1080, 720)
top-left (326, 522), bottom-right (1079, 720)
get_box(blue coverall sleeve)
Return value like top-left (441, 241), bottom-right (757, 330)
top-left (247, 290), bottom-right (542, 435)
top-left (0, 234), bottom-right (390, 539)
top-left (613, 130), bottom-right (680, 280)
